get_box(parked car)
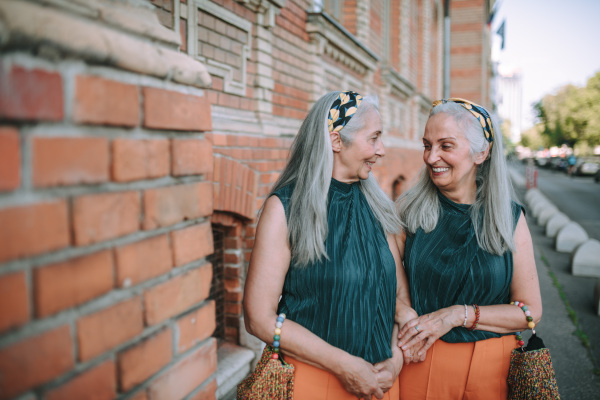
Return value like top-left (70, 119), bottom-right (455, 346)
top-left (549, 156), bottom-right (568, 172)
top-left (574, 158), bottom-right (600, 176)
top-left (535, 157), bottom-right (550, 168)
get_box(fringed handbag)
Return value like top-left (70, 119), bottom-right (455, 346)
top-left (507, 302), bottom-right (560, 399)
top-left (236, 345), bottom-right (295, 400)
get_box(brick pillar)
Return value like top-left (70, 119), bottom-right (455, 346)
top-left (0, 1), bottom-right (217, 399)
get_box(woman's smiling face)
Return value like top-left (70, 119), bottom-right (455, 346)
top-left (335, 108), bottom-right (385, 182)
top-left (423, 113), bottom-right (484, 203)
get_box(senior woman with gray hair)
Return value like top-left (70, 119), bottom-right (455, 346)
top-left (395, 98), bottom-right (543, 399)
top-left (243, 91), bottom-right (418, 399)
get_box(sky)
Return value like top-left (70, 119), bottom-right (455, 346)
top-left (491, 0), bottom-right (600, 131)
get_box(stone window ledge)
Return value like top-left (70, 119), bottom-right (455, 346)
top-left (215, 342), bottom-right (255, 400)
top-left (0, 0), bottom-right (211, 88)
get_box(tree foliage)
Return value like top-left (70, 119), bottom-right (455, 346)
top-left (533, 71), bottom-right (600, 149)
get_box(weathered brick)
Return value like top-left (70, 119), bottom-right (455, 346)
top-left (115, 235), bottom-right (172, 288)
top-left (0, 325), bottom-right (74, 399)
top-left (32, 137), bottom-right (109, 187)
top-left (0, 271), bottom-right (29, 332)
top-left (143, 87), bottom-right (212, 131)
top-left (34, 250), bottom-right (114, 317)
top-left (144, 264), bottom-right (212, 325)
top-left (0, 127), bottom-right (20, 191)
top-left (171, 138), bottom-right (213, 176)
top-left (143, 182), bottom-right (212, 230)
top-left (73, 191), bottom-right (140, 246)
top-left (112, 139), bottom-right (170, 182)
top-left (170, 223), bottom-right (214, 267)
top-left (0, 200), bottom-right (70, 263)
top-left (118, 328), bottom-right (172, 391)
top-left (176, 301), bottom-right (215, 353)
top-left (147, 338), bottom-right (217, 400)
top-left (77, 297), bottom-right (144, 361)
top-left (45, 360), bottom-right (116, 400)
top-left (0, 65), bottom-right (63, 121)
top-left (73, 75), bottom-right (139, 126)
top-left (187, 379), bottom-right (217, 400)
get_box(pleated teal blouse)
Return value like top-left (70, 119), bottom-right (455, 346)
top-left (404, 191), bottom-right (523, 343)
top-left (272, 178), bottom-right (396, 363)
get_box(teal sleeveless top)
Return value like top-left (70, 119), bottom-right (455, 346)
top-left (404, 191), bottom-right (523, 343)
top-left (272, 178), bottom-right (396, 363)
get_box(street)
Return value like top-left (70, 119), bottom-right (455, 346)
top-left (511, 161), bottom-right (600, 240)
top-left (510, 161), bottom-right (600, 397)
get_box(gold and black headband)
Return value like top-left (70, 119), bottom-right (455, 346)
top-left (328, 91), bottom-right (363, 133)
top-left (432, 98), bottom-right (494, 147)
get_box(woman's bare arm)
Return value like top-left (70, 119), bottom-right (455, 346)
top-left (243, 195), bottom-right (384, 399)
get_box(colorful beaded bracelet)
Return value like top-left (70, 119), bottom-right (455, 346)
top-left (467, 304), bottom-right (480, 331)
top-left (511, 301), bottom-right (535, 348)
top-left (271, 313), bottom-right (286, 360)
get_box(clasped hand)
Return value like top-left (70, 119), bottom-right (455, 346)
top-left (397, 309), bottom-right (456, 359)
top-left (338, 353), bottom-right (401, 399)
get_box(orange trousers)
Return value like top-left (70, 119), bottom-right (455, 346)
top-left (286, 356), bottom-right (400, 400)
top-left (399, 335), bottom-right (515, 400)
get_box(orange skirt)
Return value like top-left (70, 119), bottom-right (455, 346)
top-left (286, 356), bottom-right (400, 400)
top-left (399, 335), bottom-right (515, 400)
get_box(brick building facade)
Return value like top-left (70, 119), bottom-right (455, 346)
top-left (0, 0), bottom-right (493, 399)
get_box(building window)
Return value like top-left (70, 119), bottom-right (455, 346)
top-left (316, 0), bottom-right (342, 21)
top-left (209, 227), bottom-right (226, 342)
top-left (392, 175), bottom-right (406, 200)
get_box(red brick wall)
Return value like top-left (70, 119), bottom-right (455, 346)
top-left (450, 0), bottom-right (489, 105)
top-left (0, 58), bottom-right (215, 399)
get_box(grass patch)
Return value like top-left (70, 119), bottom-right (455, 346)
top-left (541, 253), bottom-right (599, 380)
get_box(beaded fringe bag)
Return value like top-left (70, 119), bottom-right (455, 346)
top-left (237, 346), bottom-right (295, 400)
top-left (507, 302), bottom-right (560, 400)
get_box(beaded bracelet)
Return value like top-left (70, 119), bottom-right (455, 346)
top-left (271, 313), bottom-right (286, 360)
top-left (462, 304), bottom-right (468, 328)
top-left (467, 304), bottom-right (480, 331)
top-left (511, 301), bottom-right (535, 348)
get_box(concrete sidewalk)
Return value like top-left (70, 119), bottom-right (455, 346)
top-left (511, 168), bottom-right (600, 399)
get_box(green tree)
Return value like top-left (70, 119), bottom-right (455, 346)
top-left (533, 71), bottom-right (600, 150)
top-left (520, 123), bottom-right (547, 150)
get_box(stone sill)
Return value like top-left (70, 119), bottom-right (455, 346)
top-left (215, 342), bottom-right (256, 400)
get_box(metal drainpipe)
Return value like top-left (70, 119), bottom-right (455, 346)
top-left (443, 0), bottom-right (451, 98)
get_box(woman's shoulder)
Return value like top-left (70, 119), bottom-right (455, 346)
top-left (271, 182), bottom-right (295, 202)
top-left (510, 200), bottom-right (525, 230)
top-left (269, 182), bottom-right (296, 217)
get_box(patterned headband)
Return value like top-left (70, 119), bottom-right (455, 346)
top-left (431, 98), bottom-right (494, 147)
top-left (328, 91), bottom-right (363, 133)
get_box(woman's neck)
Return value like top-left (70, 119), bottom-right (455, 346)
top-left (438, 185), bottom-right (476, 205)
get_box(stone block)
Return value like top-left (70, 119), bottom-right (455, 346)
top-left (525, 188), bottom-right (542, 204)
top-left (571, 239), bottom-right (600, 278)
top-left (546, 212), bottom-right (570, 238)
top-left (537, 204), bottom-right (558, 226)
top-left (556, 222), bottom-right (589, 253)
top-left (531, 199), bottom-right (553, 219)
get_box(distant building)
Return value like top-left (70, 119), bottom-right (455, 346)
top-left (496, 65), bottom-right (524, 143)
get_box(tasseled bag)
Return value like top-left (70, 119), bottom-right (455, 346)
top-left (237, 346), bottom-right (295, 400)
top-left (507, 301), bottom-right (560, 400)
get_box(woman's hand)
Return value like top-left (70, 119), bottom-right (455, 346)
top-left (334, 355), bottom-right (385, 400)
top-left (398, 337), bottom-right (427, 364)
top-left (398, 306), bottom-right (462, 358)
top-left (373, 345), bottom-right (403, 393)
top-left (395, 308), bottom-right (427, 364)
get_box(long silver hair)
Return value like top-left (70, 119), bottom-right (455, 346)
top-left (269, 91), bottom-right (402, 266)
top-left (397, 101), bottom-right (518, 255)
